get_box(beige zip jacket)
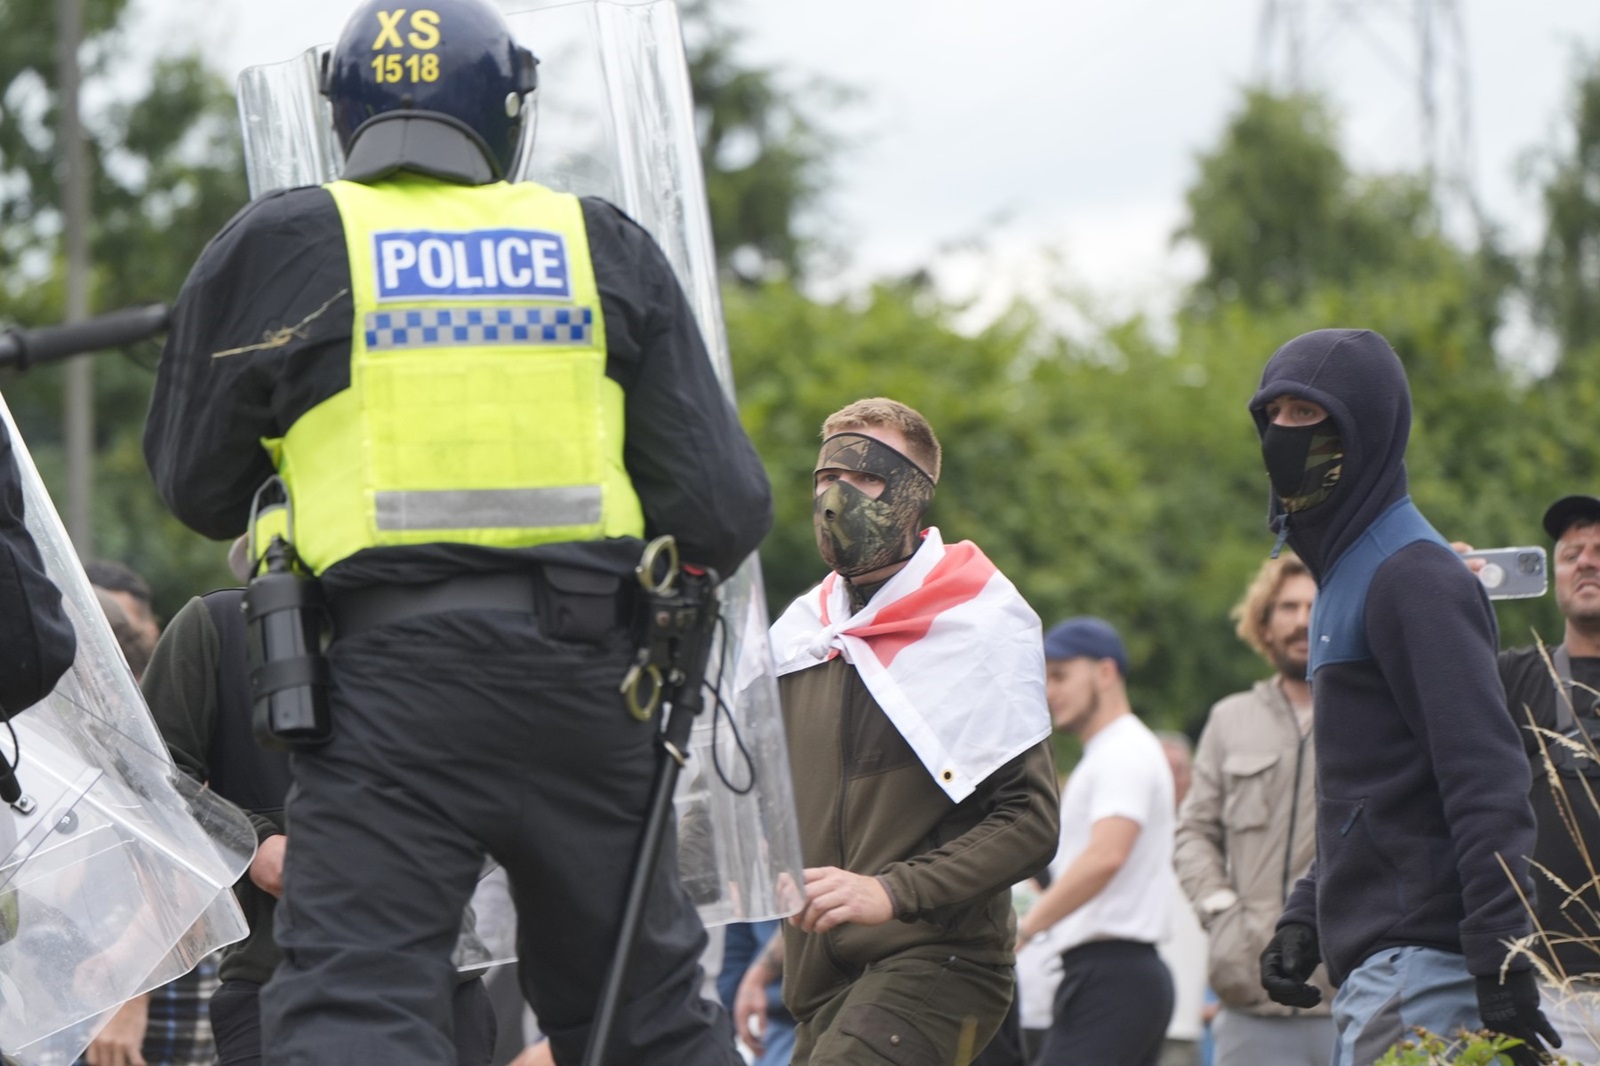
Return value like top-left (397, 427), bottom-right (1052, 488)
top-left (1173, 677), bottom-right (1334, 1014)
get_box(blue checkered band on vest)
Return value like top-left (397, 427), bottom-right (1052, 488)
top-left (364, 306), bottom-right (594, 350)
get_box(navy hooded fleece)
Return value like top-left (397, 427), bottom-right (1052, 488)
top-left (1250, 329), bottom-right (1536, 985)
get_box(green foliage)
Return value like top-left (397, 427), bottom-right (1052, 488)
top-left (1178, 89), bottom-right (1480, 320)
top-left (0, 8), bottom-right (248, 618)
top-left (0, 0), bottom-right (126, 236)
top-left (1376, 1028), bottom-right (1572, 1066)
top-left (729, 84), bottom-right (1582, 735)
top-left (680, 0), bottom-right (846, 283)
top-left (1530, 48), bottom-right (1600, 376)
top-left (1178, 90), bottom-right (1349, 309)
top-left (732, 277), bottom-right (1289, 733)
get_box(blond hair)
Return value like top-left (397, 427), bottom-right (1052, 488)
top-left (1230, 553), bottom-right (1311, 661)
top-left (821, 397), bottom-right (942, 481)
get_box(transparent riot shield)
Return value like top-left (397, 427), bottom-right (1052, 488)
top-left (234, 0), bottom-right (801, 926)
top-left (0, 397), bottom-right (254, 1066)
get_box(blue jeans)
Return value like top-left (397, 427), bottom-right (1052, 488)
top-left (753, 1015), bottom-right (797, 1066)
top-left (1330, 947), bottom-right (1480, 1066)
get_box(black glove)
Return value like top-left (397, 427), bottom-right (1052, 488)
top-left (1476, 970), bottom-right (1560, 1066)
top-left (1260, 922), bottom-right (1323, 1008)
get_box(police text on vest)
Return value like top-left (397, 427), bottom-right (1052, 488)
top-left (373, 229), bottom-right (573, 301)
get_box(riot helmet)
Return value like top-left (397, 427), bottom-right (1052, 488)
top-left (321, 0), bottom-right (540, 180)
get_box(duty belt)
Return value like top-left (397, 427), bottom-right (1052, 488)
top-left (330, 573), bottom-right (536, 637)
top-left (329, 568), bottom-right (629, 641)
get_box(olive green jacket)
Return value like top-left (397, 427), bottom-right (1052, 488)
top-left (778, 656), bottom-right (1060, 1021)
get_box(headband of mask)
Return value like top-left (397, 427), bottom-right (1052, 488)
top-left (815, 432), bottom-right (935, 487)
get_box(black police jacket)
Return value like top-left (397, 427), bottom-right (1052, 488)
top-left (146, 177), bottom-right (772, 592)
top-left (0, 416), bottom-right (76, 718)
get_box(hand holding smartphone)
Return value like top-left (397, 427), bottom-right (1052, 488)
top-left (1461, 546), bottom-right (1548, 599)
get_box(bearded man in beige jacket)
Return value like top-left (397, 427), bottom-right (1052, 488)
top-left (1174, 554), bottom-right (1335, 1065)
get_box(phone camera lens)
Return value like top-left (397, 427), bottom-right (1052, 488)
top-left (1518, 552), bottom-right (1543, 575)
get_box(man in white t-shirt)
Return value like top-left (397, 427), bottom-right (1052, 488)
top-left (1016, 617), bottom-right (1176, 1066)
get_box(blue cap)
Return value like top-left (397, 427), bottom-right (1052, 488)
top-left (1043, 617), bottom-right (1128, 676)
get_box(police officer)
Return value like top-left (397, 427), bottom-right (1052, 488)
top-left (142, 1), bottom-right (771, 1062)
top-left (1, 415), bottom-right (74, 720)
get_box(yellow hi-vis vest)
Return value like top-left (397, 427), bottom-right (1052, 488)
top-left (264, 176), bottom-right (645, 575)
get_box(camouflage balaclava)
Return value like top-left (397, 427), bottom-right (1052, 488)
top-left (813, 432), bottom-right (935, 578)
top-left (1262, 421), bottom-right (1344, 514)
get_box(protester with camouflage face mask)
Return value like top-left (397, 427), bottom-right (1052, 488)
top-left (742, 397), bottom-right (1059, 1066)
top-left (812, 430), bottom-right (936, 586)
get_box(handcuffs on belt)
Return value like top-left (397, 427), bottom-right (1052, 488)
top-left (619, 536), bottom-right (719, 724)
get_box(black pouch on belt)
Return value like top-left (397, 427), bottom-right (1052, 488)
top-left (534, 565), bottom-right (627, 644)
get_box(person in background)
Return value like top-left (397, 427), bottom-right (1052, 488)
top-left (81, 565), bottom-right (220, 1066)
top-left (1011, 866), bottom-right (1059, 1063)
top-left (1463, 494), bottom-right (1600, 1061)
top-left (85, 559), bottom-right (160, 654)
top-left (1017, 617), bottom-right (1175, 1066)
top-left (93, 590), bottom-right (151, 680)
top-left (719, 922), bottom-right (794, 1065)
top-left (1174, 553), bottom-right (1333, 1065)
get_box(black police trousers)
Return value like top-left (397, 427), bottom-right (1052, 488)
top-left (214, 976), bottom-right (494, 1065)
top-left (258, 606), bottom-right (737, 1066)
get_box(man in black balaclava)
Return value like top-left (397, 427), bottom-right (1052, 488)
top-left (1250, 329), bottom-right (1556, 1065)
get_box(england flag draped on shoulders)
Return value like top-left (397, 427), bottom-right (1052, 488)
top-left (770, 527), bottom-right (1051, 802)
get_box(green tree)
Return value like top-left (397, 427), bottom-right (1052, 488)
top-left (1177, 90), bottom-right (1349, 309)
top-left (728, 90), bottom-right (1571, 739)
top-left (729, 275), bottom-right (1285, 735)
top-left (0, 7), bottom-right (249, 617)
top-left (1529, 49), bottom-right (1600, 376)
top-left (1177, 89), bottom-right (1490, 323)
top-left (0, 0), bottom-right (123, 242)
top-left (681, 0), bottom-right (846, 283)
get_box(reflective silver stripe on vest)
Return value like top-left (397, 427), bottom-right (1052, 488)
top-left (374, 487), bottom-right (603, 531)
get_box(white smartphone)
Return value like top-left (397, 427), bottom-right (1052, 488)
top-left (1463, 546), bottom-right (1548, 600)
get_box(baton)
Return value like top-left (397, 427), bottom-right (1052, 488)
top-left (583, 539), bottom-right (718, 1066)
top-left (0, 303), bottom-right (171, 370)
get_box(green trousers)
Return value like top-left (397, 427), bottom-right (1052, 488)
top-left (792, 953), bottom-right (1013, 1066)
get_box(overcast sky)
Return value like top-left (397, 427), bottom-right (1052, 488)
top-left (137, 0), bottom-right (1600, 317)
